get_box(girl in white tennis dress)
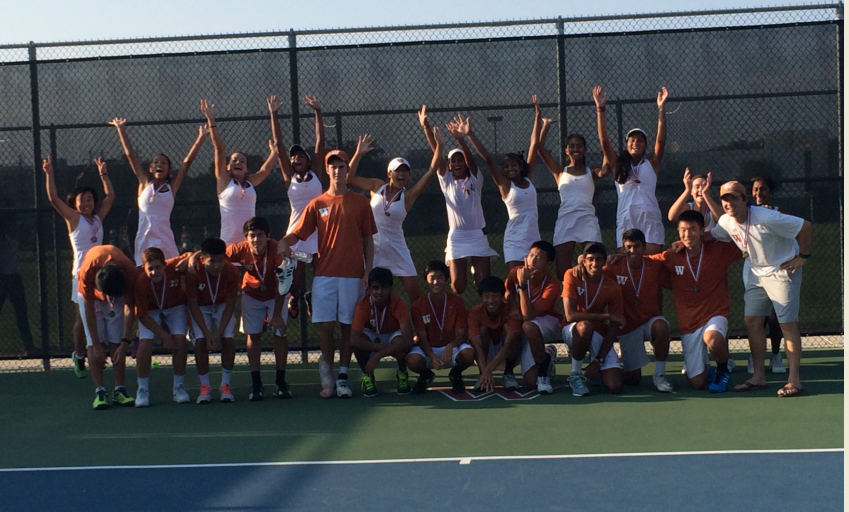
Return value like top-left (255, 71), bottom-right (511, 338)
top-left (109, 117), bottom-right (208, 265)
top-left (667, 168), bottom-right (724, 232)
top-left (593, 85), bottom-right (670, 254)
top-left (200, 99), bottom-right (278, 246)
top-left (42, 156), bottom-right (114, 374)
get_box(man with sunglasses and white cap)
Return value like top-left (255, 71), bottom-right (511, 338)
top-left (707, 180), bottom-right (811, 397)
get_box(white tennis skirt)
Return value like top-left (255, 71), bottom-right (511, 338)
top-left (445, 228), bottom-right (499, 262)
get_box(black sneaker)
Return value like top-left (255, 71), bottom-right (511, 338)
top-left (249, 383), bottom-right (264, 401)
top-left (449, 369), bottom-right (466, 393)
top-left (273, 382), bottom-right (292, 399)
top-left (287, 295), bottom-right (299, 320)
top-left (412, 369), bottom-right (435, 394)
top-left (304, 291), bottom-right (313, 317)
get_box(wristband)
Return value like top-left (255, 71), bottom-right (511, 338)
top-left (595, 355), bottom-right (606, 365)
top-left (209, 124), bottom-right (217, 128)
top-left (99, 173), bottom-right (108, 177)
top-left (596, 107), bottom-right (606, 112)
top-left (518, 283), bottom-right (529, 291)
top-left (798, 253), bottom-right (811, 259)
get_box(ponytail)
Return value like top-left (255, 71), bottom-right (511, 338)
top-left (614, 150), bottom-right (632, 184)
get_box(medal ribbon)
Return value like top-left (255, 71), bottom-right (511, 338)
top-left (686, 243), bottom-right (704, 285)
top-left (152, 275), bottom-right (167, 311)
top-left (205, 270), bottom-right (221, 305)
top-left (625, 259), bottom-right (644, 299)
top-left (427, 293), bottom-right (448, 338)
top-left (382, 185), bottom-right (404, 214)
top-left (370, 296), bottom-right (388, 333)
top-left (630, 158), bottom-right (644, 182)
top-left (251, 250), bottom-right (267, 288)
top-left (737, 205), bottom-right (751, 252)
top-left (83, 215), bottom-right (100, 236)
top-left (527, 275), bottom-right (547, 303)
top-left (582, 276), bottom-right (604, 310)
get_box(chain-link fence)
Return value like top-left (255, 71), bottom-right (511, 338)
top-left (0, 4), bottom-right (842, 370)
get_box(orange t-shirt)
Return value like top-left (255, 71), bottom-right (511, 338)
top-left (467, 302), bottom-right (522, 338)
top-left (185, 262), bottom-right (240, 307)
top-left (289, 191), bottom-right (378, 278)
top-left (411, 293), bottom-right (467, 349)
top-left (649, 241), bottom-right (742, 335)
top-left (225, 239), bottom-right (283, 302)
top-left (134, 258), bottom-right (187, 317)
top-left (77, 245), bottom-right (137, 308)
top-left (351, 294), bottom-right (410, 334)
top-left (505, 267), bottom-right (562, 321)
top-left (561, 271), bottom-right (623, 335)
top-left (604, 257), bottom-right (665, 335)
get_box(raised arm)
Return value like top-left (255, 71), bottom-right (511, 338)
top-left (592, 86), bottom-right (618, 169)
top-left (667, 167), bottom-right (694, 222)
top-left (304, 95), bottom-right (326, 178)
top-left (94, 157), bottom-right (115, 221)
top-left (418, 105), bottom-right (437, 152)
top-left (245, 140), bottom-right (278, 188)
top-left (42, 157), bottom-right (80, 225)
top-left (347, 134), bottom-right (375, 182)
top-left (461, 117), bottom-right (510, 198)
top-left (701, 173), bottom-right (724, 222)
top-left (108, 117), bottom-right (148, 188)
top-left (537, 118), bottom-right (563, 180)
top-left (526, 94), bottom-right (543, 183)
top-left (268, 95), bottom-right (296, 188)
top-left (650, 86), bottom-right (669, 173)
top-left (449, 114), bottom-right (479, 178)
top-left (200, 99), bottom-right (229, 194)
top-left (404, 126), bottom-right (445, 209)
top-left (170, 124), bottom-right (209, 196)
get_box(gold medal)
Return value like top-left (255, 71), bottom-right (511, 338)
top-left (742, 251), bottom-right (749, 259)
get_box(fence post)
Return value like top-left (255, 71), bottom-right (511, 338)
top-left (836, 5), bottom-right (843, 322)
top-left (49, 124), bottom-right (64, 353)
top-left (288, 29), bottom-right (300, 145)
top-left (615, 102), bottom-right (624, 156)
top-left (555, 17), bottom-right (567, 166)
top-left (28, 43), bottom-right (50, 371)
top-left (334, 113), bottom-right (343, 149)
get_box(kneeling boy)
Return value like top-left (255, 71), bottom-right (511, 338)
top-left (469, 276), bottom-right (523, 393)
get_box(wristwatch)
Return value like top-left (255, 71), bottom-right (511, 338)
top-left (798, 253), bottom-right (811, 259)
top-left (595, 355), bottom-right (606, 365)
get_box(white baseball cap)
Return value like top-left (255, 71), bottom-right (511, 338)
top-left (387, 157), bottom-right (410, 172)
top-left (447, 148), bottom-right (464, 159)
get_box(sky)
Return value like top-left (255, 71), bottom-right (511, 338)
top-left (0, 0), bottom-right (821, 45)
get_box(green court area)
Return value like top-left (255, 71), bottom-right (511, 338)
top-left (1, 350), bottom-right (842, 469)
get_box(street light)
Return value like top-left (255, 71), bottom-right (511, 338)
top-left (486, 116), bottom-right (503, 157)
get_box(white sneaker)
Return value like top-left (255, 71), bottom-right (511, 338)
top-left (276, 257), bottom-right (297, 296)
top-left (727, 358), bottom-right (736, 373)
top-left (747, 355), bottom-right (754, 375)
top-left (536, 376), bottom-right (553, 394)
top-left (502, 373), bottom-right (519, 391)
top-left (681, 362), bottom-right (687, 375)
top-left (568, 372), bottom-right (590, 397)
top-left (135, 387), bottom-right (150, 408)
top-left (196, 384), bottom-right (212, 404)
top-left (219, 384), bottom-right (235, 402)
top-left (173, 384), bottom-right (190, 404)
top-left (770, 353), bottom-right (786, 374)
top-left (652, 373), bottom-right (673, 393)
top-left (336, 378), bottom-right (353, 398)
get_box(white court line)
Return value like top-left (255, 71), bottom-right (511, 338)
top-left (0, 448), bottom-right (841, 473)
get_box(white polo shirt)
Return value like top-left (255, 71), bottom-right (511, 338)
top-left (710, 205), bottom-right (804, 277)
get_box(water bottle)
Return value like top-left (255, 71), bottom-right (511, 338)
top-left (291, 250), bottom-right (313, 263)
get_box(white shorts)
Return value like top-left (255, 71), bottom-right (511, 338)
top-left (291, 231), bottom-right (318, 256)
top-left (363, 328), bottom-right (403, 347)
top-left (79, 296), bottom-right (125, 346)
top-left (680, 315), bottom-right (728, 379)
top-left (743, 268), bottom-right (802, 323)
top-left (239, 294), bottom-right (287, 336)
top-left (312, 276), bottom-right (364, 324)
top-left (408, 343), bottom-right (473, 369)
top-left (190, 304), bottom-right (236, 340)
top-left (527, 315), bottom-right (562, 342)
top-left (139, 304), bottom-right (188, 339)
top-left (617, 316), bottom-right (668, 372)
top-left (561, 322), bottom-right (619, 371)
top-left (445, 228), bottom-right (498, 261)
top-left (70, 277), bottom-right (82, 305)
top-left (518, 339), bottom-right (559, 376)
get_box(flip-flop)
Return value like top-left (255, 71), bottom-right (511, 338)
top-left (777, 384), bottom-right (804, 397)
top-left (734, 380), bottom-right (767, 392)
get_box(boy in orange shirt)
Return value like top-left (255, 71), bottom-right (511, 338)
top-left (469, 276), bottom-right (522, 393)
top-left (408, 261), bottom-right (472, 394)
top-left (349, 267), bottom-right (414, 397)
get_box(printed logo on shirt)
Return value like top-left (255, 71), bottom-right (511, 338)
top-left (422, 314), bottom-right (431, 324)
top-left (616, 275), bottom-right (628, 285)
top-left (369, 318), bottom-right (375, 328)
top-left (170, 279), bottom-right (180, 288)
top-left (675, 266), bottom-right (685, 276)
top-left (244, 264), bottom-right (254, 271)
top-left (198, 283), bottom-right (206, 291)
top-left (577, 287), bottom-right (584, 295)
top-left (319, 207), bottom-right (330, 218)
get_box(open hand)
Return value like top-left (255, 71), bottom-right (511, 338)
top-left (303, 94), bottom-right (321, 111)
top-left (657, 86), bottom-right (669, 108)
top-left (94, 157), bottom-right (106, 175)
top-left (683, 167), bottom-right (693, 194)
top-left (42, 157), bottom-right (53, 175)
top-left (417, 104), bottom-right (428, 127)
top-left (198, 124), bottom-right (210, 138)
top-left (108, 117), bottom-right (127, 128)
top-left (267, 95), bottom-right (283, 114)
top-left (356, 134), bottom-right (375, 155)
top-left (199, 99), bottom-right (216, 119)
top-left (532, 94), bottom-right (540, 113)
top-left (592, 86), bottom-right (608, 109)
top-left (432, 126), bottom-right (445, 146)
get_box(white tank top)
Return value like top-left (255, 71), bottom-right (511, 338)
top-left (286, 171), bottom-right (323, 235)
top-left (615, 158), bottom-right (661, 219)
top-left (370, 185), bottom-right (407, 242)
top-left (69, 214), bottom-right (104, 276)
top-left (688, 201), bottom-right (716, 232)
top-left (558, 167), bottom-right (597, 218)
top-left (438, 170), bottom-right (486, 232)
top-left (218, 178), bottom-right (257, 246)
top-left (136, 181), bottom-right (179, 265)
top-left (504, 178), bottom-right (539, 234)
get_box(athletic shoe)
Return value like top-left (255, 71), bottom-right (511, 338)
top-left (502, 373), bottom-right (519, 391)
top-left (747, 355), bottom-right (755, 375)
top-left (93, 389), bottom-right (109, 410)
top-left (413, 369), bottom-right (435, 394)
top-left (546, 344), bottom-right (558, 381)
top-left (568, 372), bottom-right (590, 397)
top-left (197, 384), bottom-right (212, 404)
top-left (287, 295), bottom-right (299, 319)
top-left (173, 384), bottom-right (190, 404)
top-left (727, 358), bottom-right (736, 373)
top-left (396, 371), bottom-right (411, 395)
top-left (449, 369), bottom-right (465, 394)
top-left (652, 373), bottom-right (673, 393)
top-left (336, 378), bottom-right (353, 398)
top-left (249, 383), bottom-right (264, 401)
top-left (276, 257), bottom-right (296, 296)
top-left (219, 385), bottom-right (235, 403)
top-left (707, 366), bottom-right (716, 383)
top-left (681, 362), bottom-right (687, 375)
top-left (71, 352), bottom-right (87, 378)
top-left (708, 371), bottom-right (732, 393)
top-left (536, 375), bottom-right (553, 394)
top-left (113, 387), bottom-right (135, 407)
top-left (135, 387), bottom-right (150, 408)
top-left (770, 353), bottom-right (786, 374)
top-left (361, 375), bottom-right (377, 397)
top-left (304, 291), bottom-right (313, 317)
top-left (273, 382), bottom-right (293, 399)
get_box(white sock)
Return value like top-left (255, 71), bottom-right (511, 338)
top-left (137, 377), bottom-right (149, 390)
top-left (173, 374), bottom-right (185, 387)
top-left (571, 357), bottom-right (582, 374)
top-left (221, 368), bottom-right (232, 386)
top-left (95, 386), bottom-right (106, 393)
top-left (339, 366), bottom-right (349, 377)
top-left (75, 353), bottom-right (85, 360)
top-left (655, 360), bottom-right (667, 375)
top-left (199, 373), bottom-right (210, 387)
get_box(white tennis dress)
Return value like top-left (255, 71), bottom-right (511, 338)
top-left (615, 158), bottom-right (664, 247)
top-left (69, 214), bottom-right (104, 303)
top-left (502, 178), bottom-right (540, 262)
top-left (285, 171), bottom-right (321, 254)
top-left (136, 182), bottom-right (179, 265)
top-left (218, 178), bottom-right (257, 246)
top-left (688, 201), bottom-right (716, 232)
top-left (553, 167), bottom-right (602, 246)
top-left (438, 170), bottom-right (498, 261)
top-left (370, 185), bottom-right (417, 277)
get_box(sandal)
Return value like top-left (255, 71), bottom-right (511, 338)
top-left (777, 383), bottom-right (804, 397)
top-left (734, 380), bottom-right (766, 392)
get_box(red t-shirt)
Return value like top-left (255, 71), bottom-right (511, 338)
top-left (289, 191), bottom-right (378, 278)
top-left (77, 245), bottom-right (137, 308)
top-left (225, 239), bottom-right (283, 302)
top-left (505, 267), bottom-right (562, 321)
top-left (561, 271), bottom-right (623, 335)
top-left (411, 293), bottom-right (467, 349)
top-left (134, 258), bottom-right (187, 317)
top-left (604, 257), bottom-right (665, 335)
top-left (467, 302), bottom-right (522, 338)
top-left (351, 294), bottom-right (410, 334)
top-left (185, 263), bottom-right (240, 307)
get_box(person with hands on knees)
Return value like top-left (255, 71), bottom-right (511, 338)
top-left (134, 248), bottom-right (192, 407)
top-left (186, 237), bottom-right (240, 403)
top-left (408, 261), bottom-right (473, 394)
top-left (469, 276), bottom-right (523, 393)
top-left (349, 267), bottom-right (415, 397)
top-left (504, 241), bottom-right (562, 394)
top-left (667, 168), bottom-right (723, 232)
top-left (561, 243), bottom-right (625, 397)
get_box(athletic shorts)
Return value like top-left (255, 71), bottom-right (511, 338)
top-left (190, 304), bottom-right (236, 341)
top-left (239, 294), bottom-right (286, 337)
top-left (70, 277), bottom-right (82, 304)
top-left (139, 304), bottom-right (188, 339)
top-left (408, 343), bottom-right (473, 369)
top-left (312, 276), bottom-right (364, 324)
top-left (79, 296), bottom-right (125, 346)
top-left (743, 268), bottom-right (802, 323)
top-left (518, 340), bottom-right (558, 376)
top-left (561, 322), bottom-right (619, 371)
top-left (527, 315), bottom-right (562, 343)
top-left (679, 315), bottom-right (728, 379)
top-left (617, 316), bottom-right (668, 372)
top-left (362, 328), bottom-right (405, 357)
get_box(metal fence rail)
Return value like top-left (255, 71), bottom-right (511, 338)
top-left (0, 4), bottom-right (842, 370)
